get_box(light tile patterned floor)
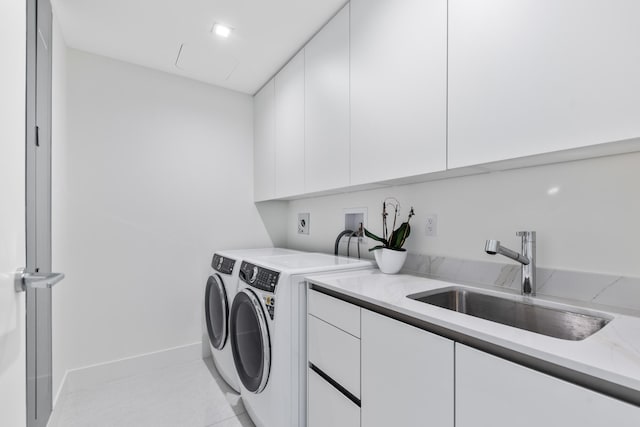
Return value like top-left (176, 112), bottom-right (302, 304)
top-left (49, 358), bottom-right (255, 427)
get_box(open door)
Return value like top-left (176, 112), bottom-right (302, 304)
top-left (25, 0), bottom-right (65, 426)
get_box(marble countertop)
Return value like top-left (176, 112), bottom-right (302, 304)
top-left (304, 269), bottom-right (640, 396)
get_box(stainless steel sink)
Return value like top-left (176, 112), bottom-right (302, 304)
top-left (407, 287), bottom-right (611, 341)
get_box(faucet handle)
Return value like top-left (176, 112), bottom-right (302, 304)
top-left (516, 231), bottom-right (536, 240)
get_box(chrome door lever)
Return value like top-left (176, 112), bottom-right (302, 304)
top-left (15, 267), bottom-right (65, 292)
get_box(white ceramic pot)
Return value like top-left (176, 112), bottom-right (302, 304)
top-left (373, 248), bottom-right (408, 274)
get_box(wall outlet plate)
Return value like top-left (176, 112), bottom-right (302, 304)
top-left (298, 213), bottom-right (310, 235)
top-left (425, 214), bottom-right (438, 237)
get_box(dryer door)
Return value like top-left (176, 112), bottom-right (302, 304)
top-left (205, 274), bottom-right (229, 350)
top-left (230, 288), bottom-right (271, 393)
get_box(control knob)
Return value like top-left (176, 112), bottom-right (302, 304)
top-left (250, 266), bottom-right (258, 283)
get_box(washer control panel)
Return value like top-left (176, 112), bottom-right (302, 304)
top-left (239, 261), bottom-right (280, 293)
top-left (211, 254), bottom-right (235, 275)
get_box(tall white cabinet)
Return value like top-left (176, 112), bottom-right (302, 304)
top-left (456, 344), bottom-right (640, 427)
top-left (275, 50), bottom-right (305, 198)
top-left (304, 5), bottom-right (350, 193)
top-left (448, 0), bottom-right (640, 168)
top-left (350, 0), bottom-right (447, 185)
top-left (253, 80), bottom-right (276, 201)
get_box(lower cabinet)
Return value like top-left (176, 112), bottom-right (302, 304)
top-left (361, 309), bottom-right (455, 427)
top-left (308, 367), bottom-right (360, 427)
top-left (307, 287), bottom-right (640, 427)
top-left (456, 344), bottom-right (640, 427)
top-left (307, 289), bottom-right (362, 427)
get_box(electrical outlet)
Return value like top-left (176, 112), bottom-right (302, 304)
top-left (425, 214), bottom-right (438, 237)
top-left (298, 213), bottom-right (310, 235)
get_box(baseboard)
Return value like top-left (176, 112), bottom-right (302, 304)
top-left (53, 342), bottom-right (202, 404)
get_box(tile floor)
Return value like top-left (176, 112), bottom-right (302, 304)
top-left (49, 357), bottom-right (255, 427)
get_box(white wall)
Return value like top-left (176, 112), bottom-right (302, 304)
top-left (0, 0), bottom-right (27, 426)
top-left (52, 49), bottom-right (282, 398)
top-left (287, 152), bottom-right (640, 278)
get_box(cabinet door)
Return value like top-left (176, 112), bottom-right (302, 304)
top-left (304, 4), bottom-right (350, 193)
top-left (253, 80), bottom-right (276, 201)
top-left (448, 0), bottom-right (640, 168)
top-left (350, 0), bottom-right (447, 185)
top-left (275, 50), bottom-right (305, 198)
top-left (456, 344), bottom-right (640, 427)
top-left (361, 310), bottom-right (454, 427)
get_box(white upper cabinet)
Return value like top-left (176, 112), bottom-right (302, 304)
top-left (350, 0), bottom-right (447, 185)
top-left (448, 0), bottom-right (640, 169)
top-left (275, 50), bottom-right (305, 198)
top-left (304, 5), bottom-right (350, 193)
top-left (253, 80), bottom-right (276, 201)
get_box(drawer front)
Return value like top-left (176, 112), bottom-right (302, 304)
top-left (308, 288), bottom-right (360, 337)
top-left (308, 368), bottom-right (360, 427)
top-left (308, 314), bottom-right (361, 397)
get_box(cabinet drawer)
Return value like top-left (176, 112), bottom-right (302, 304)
top-left (308, 288), bottom-right (360, 337)
top-left (308, 368), bottom-right (360, 427)
top-left (308, 314), bottom-right (360, 398)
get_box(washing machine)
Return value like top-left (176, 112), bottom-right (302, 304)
top-left (205, 248), bottom-right (300, 392)
top-left (229, 253), bottom-right (374, 427)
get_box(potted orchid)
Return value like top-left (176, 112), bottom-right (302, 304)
top-left (364, 198), bottom-right (415, 274)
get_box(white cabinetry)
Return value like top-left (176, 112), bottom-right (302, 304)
top-left (275, 50), bottom-right (305, 198)
top-left (307, 289), bottom-right (361, 427)
top-left (304, 5), bottom-right (350, 193)
top-left (308, 315), bottom-right (360, 397)
top-left (350, 0), bottom-right (447, 185)
top-left (308, 368), bottom-right (359, 427)
top-left (361, 309), bottom-right (454, 427)
top-left (253, 80), bottom-right (276, 201)
top-left (448, 0), bottom-right (640, 168)
top-left (456, 344), bottom-right (640, 427)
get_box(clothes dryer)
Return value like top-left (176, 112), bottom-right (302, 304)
top-left (229, 253), bottom-right (374, 427)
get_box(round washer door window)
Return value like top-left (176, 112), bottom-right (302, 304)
top-left (230, 288), bottom-right (271, 393)
top-left (205, 274), bottom-right (229, 350)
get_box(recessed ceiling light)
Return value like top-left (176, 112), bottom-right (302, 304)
top-left (213, 23), bottom-right (232, 38)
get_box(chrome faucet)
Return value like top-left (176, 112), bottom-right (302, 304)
top-left (485, 231), bottom-right (536, 296)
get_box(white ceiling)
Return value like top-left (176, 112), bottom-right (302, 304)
top-left (52, 0), bottom-right (348, 94)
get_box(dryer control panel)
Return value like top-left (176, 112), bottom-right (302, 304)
top-left (239, 261), bottom-right (280, 293)
top-left (212, 254), bottom-right (235, 275)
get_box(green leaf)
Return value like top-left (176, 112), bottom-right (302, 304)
top-left (389, 222), bottom-right (411, 249)
top-left (364, 228), bottom-right (387, 245)
top-left (368, 245), bottom-right (386, 252)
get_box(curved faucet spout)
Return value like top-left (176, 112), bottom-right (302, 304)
top-left (484, 232), bottom-right (536, 296)
top-left (485, 240), bottom-right (530, 265)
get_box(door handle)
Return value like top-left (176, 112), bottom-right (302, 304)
top-left (15, 267), bottom-right (65, 292)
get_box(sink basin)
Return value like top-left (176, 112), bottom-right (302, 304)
top-left (407, 287), bottom-right (611, 341)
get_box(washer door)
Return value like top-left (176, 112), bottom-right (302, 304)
top-left (205, 274), bottom-right (229, 350)
top-left (230, 288), bottom-right (271, 393)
